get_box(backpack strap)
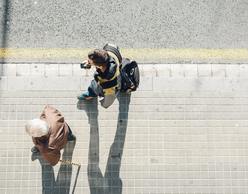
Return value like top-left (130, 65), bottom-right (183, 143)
top-left (103, 43), bottom-right (122, 65)
top-left (107, 51), bottom-right (120, 66)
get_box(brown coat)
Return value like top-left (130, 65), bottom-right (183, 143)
top-left (32, 105), bottom-right (69, 166)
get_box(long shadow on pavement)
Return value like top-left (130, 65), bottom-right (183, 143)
top-left (77, 92), bottom-right (131, 194)
top-left (32, 140), bottom-right (76, 194)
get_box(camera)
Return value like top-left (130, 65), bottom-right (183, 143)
top-left (80, 63), bottom-right (91, 69)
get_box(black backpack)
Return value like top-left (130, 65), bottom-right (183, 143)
top-left (103, 43), bottom-right (140, 93)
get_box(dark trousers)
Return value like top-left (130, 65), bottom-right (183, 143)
top-left (88, 80), bottom-right (104, 97)
top-left (67, 125), bottom-right (73, 140)
top-left (88, 80), bottom-right (117, 109)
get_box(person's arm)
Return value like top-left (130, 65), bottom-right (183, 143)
top-left (104, 62), bottom-right (117, 80)
top-left (35, 142), bottom-right (61, 166)
top-left (42, 148), bottom-right (61, 166)
top-left (94, 71), bottom-right (100, 82)
top-left (42, 105), bottom-right (65, 124)
top-left (44, 106), bottom-right (68, 150)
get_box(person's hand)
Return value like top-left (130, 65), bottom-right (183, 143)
top-left (83, 60), bottom-right (89, 65)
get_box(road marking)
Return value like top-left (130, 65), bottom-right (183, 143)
top-left (1, 48), bottom-right (248, 62)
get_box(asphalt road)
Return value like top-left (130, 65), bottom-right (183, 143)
top-left (0, 0), bottom-right (248, 63)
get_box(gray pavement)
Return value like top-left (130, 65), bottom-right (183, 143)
top-left (1, 0), bottom-right (248, 193)
top-left (1, 63), bottom-right (248, 193)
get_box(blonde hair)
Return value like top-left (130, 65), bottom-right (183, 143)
top-left (25, 119), bottom-right (49, 137)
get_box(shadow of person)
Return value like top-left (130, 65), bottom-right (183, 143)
top-left (104, 92), bottom-right (131, 194)
top-left (32, 140), bottom-right (76, 194)
top-left (77, 92), bottom-right (131, 194)
top-left (77, 97), bottom-right (104, 194)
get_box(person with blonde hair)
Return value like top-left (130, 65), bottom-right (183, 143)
top-left (25, 105), bottom-right (76, 166)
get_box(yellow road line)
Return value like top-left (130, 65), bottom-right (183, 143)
top-left (1, 48), bottom-right (248, 61)
top-left (0, 48), bottom-right (91, 58)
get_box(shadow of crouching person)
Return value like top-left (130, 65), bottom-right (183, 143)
top-left (32, 140), bottom-right (76, 194)
top-left (77, 92), bottom-right (131, 194)
top-left (104, 92), bottom-right (131, 194)
top-left (77, 98), bottom-right (106, 194)
top-left (54, 140), bottom-right (76, 194)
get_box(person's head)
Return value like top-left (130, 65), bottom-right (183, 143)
top-left (88, 49), bottom-right (110, 70)
top-left (25, 119), bottom-right (49, 138)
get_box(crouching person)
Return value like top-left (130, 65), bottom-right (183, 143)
top-left (25, 105), bottom-right (76, 166)
top-left (77, 49), bottom-right (120, 109)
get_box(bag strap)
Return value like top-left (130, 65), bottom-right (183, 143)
top-left (103, 43), bottom-right (122, 64)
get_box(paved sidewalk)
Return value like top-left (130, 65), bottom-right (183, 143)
top-left (1, 63), bottom-right (248, 194)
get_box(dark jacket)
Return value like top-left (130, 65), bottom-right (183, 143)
top-left (94, 57), bottom-right (119, 95)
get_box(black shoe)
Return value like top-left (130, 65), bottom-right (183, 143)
top-left (67, 133), bottom-right (76, 142)
top-left (31, 146), bottom-right (39, 153)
